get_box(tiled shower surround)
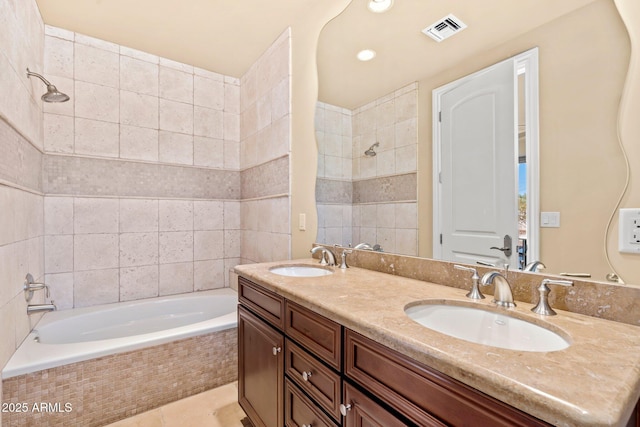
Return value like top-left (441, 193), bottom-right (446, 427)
top-left (2, 328), bottom-right (237, 427)
top-left (40, 26), bottom-right (292, 308)
top-left (315, 83), bottom-right (418, 255)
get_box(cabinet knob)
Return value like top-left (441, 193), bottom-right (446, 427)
top-left (339, 403), bottom-right (352, 416)
top-left (272, 346), bottom-right (281, 356)
top-left (301, 424), bottom-right (312, 427)
top-left (302, 371), bottom-right (312, 381)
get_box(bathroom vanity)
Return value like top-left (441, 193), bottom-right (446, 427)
top-left (235, 260), bottom-right (640, 427)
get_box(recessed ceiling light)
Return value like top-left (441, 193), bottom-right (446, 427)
top-left (356, 49), bottom-right (376, 61)
top-left (368, 0), bottom-right (393, 13)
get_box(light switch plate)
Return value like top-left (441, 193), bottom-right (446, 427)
top-left (540, 212), bottom-right (560, 228)
top-left (619, 208), bottom-right (640, 253)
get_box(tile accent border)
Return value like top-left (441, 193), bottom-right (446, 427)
top-left (316, 178), bottom-right (352, 204)
top-left (43, 154), bottom-right (240, 199)
top-left (2, 328), bottom-right (238, 427)
top-left (0, 120), bottom-right (43, 193)
top-left (353, 173), bottom-right (417, 204)
top-left (240, 155), bottom-right (289, 199)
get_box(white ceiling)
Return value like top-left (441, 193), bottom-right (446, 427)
top-left (36, 0), bottom-right (598, 109)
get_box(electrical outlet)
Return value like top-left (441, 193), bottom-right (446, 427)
top-left (619, 208), bottom-right (640, 253)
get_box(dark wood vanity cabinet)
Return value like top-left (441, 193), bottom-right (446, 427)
top-left (239, 276), bottom-right (637, 427)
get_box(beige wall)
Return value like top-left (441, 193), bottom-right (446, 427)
top-left (417, 0), bottom-right (638, 284)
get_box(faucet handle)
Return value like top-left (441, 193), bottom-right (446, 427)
top-left (531, 278), bottom-right (574, 316)
top-left (454, 265), bottom-right (485, 300)
top-left (340, 250), bottom-right (352, 269)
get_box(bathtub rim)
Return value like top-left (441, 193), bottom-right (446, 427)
top-left (2, 288), bottom-right (238, 379)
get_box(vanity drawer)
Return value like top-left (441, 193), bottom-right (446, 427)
top-left (238, 276), bottom-right (285, 329)
top-left (285, 378), bottom-right (338, 427)
top-left (343, 381), bottom-right (410, 427)
top-left (285, 301), bottom-right (342, 370)
top-left (344, 329), bottom-right (551, 427)
top-left (285, 338), bottom-right (341, 421)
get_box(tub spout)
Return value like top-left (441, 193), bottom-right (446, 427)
top-left (27, 303), bottom-right (56, 314)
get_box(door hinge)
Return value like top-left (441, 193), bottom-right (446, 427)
top-left (438, 172), bottom-right (442, 183)
top-left (440, 234), bottom-right (443, 244)
top-left (439, 111), bottom-right (442, 122)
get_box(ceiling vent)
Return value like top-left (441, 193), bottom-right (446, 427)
top-left (422, 14), bottom-right (467, 42)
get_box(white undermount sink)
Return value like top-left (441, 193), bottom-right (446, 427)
top-left (405, 303), bottom-right (570, 352)
top-left (269, 266), bottom-right (333, 278)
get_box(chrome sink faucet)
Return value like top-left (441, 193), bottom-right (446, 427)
top-left (310, 246), bottom-right (337, 266)
top-left (480, 270), bottom-right (516, 308)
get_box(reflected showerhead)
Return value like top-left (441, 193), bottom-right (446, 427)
top-left (26, 68), bottom-right (70, 103)
top-left (364, 142), bottom-right (379, 157)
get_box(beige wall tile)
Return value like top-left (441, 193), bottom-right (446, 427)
top-left (224, 83), bottom-right (240, 114)
top-left (74, 118), bottom-right (119, 157)
top-left (44, 235), bottom-right (73, 273)
top-left (159, 57), bottom-right (193, 73)
top-left (74, 43), bottom-right (119, 88)
top-left (75, 33), bottom-right (119, 53)
top-left (377, 227), bottom-right (396, 253)
top-left (193, 201), bottom-right (224, 231)
top-left (194, 75), bottom-right (223, 110)
top-left (194, 259), bottom-right (224, 291)
top-left (376, 150), bottom-right (395, 176)
top-left (256, 93), bottom-right (272, 131)
top-left (120, 56), bottom-right (159, 96)
top-left (193, 136), bottom-right (224, 168)
top-left (0, 301), bottom-right (16, 369)
top-left (395, 144), bottom-right (417, 173)
top-left (120, 199), bottom-right (158, 232)
top-left (224, 140), bottom-right (240, 170)
top-left (271, 78), bottom-right (289, 122)
top-left (44, 196), bottom-right (73, 235)
top-left (0, 186), bottom-right (16, 247)
top-left (224, 230), bottom-right (241, 258)
top-left (120, 125), bottom-right (158, 161)
top-left (159, 231), bottom-right (193, 264)
top-left (223, 201), bottom-right (241, 230)
top-left (74, 198), bottom-right (119, 234)
top-left (74, 268), bottom-right (119, 307)
top-left (159, 262), bottom-right (193, 295)
top-left (224, 112), bottom-right (240, 142)
top-left (159, 131), bottom-right (193, 165)
top-left (75, 80), bottom-right (119, 123)
top-left (120, 232), bottom-right (158, 267)
top-left (74, 234), bottom-right (119, 270)
top-left (43, 113), bottom-right (73, 153)
top-left (194, 230), bottom-right (224, 260)
top-left (160, 67), bottom-right (193, 104)
top-left (194, 106), bottom-right (223, 139)
top-left (45, 25), bottom-right (74, 41)
top-left (120, 90), bottom-right (159, 129)
top-left (159, 99), bottom-right (193, 134)
top-left (395, 202), bottom-right (417, 229)
top-left (120, 265), bottom-right (159, 301)
top-left (396, 228), bottom-right (417, 256)
top-left (44, 35), bottom-right (73, 78)
top-left (395, 118), bottom-right (417, 148)
top-left (159, 200), bottom-right (193, 231)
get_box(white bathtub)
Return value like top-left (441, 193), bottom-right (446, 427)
top-left (2, 288), bottom-right (237, 379)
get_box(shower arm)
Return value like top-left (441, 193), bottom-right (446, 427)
top-left (26, 68), bottom-right (54, 87)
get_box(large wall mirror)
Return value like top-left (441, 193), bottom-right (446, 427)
top-left (314, 0), bottom-right (636, 284)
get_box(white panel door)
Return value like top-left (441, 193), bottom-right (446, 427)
top-left (438, 59), bottom-right (518, 267)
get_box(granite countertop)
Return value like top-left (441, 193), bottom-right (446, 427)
top-left (235, 259), bottom-right (640, 427)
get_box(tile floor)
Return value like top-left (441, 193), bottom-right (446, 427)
top-left (106, 382), bottom-right (248, 427)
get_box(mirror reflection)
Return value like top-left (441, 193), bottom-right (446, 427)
top-left (314, 0), bottom-right (633, 283)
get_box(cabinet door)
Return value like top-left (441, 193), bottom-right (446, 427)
top-left (342, 382), bottom-right (409, 427)
top-left (238, 306), bottom-right (284, 427)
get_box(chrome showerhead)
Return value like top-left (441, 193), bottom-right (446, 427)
top-left (364, 142), bottom-right (379, 157)
top-left (26, 68), bottom-right (70, 103)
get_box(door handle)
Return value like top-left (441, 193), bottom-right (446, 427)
top-left (490, 235), bottom-right (512, 258)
